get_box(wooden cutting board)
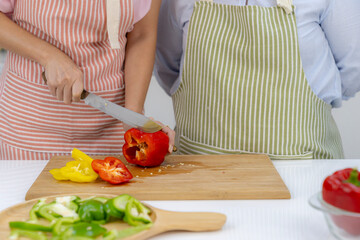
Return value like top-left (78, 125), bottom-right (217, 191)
top-left (26, 154), bottom-right (290, 200)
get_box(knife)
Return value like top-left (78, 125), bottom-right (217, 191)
top-left (42, 73), bottom-right (163, 133)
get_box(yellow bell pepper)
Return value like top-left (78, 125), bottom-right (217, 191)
top-left (49, 148), bottom-right (98, 183)
top-left (71, 148), bottom-right (94, 164)
top-left (49, 169), bottom-right (68, 181)
top-left (59, 161), bottom-right (98, 182)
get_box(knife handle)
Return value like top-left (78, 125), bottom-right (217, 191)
top-left (41, 72), bottom-right (89, 100)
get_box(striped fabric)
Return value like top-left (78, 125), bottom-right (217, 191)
top-left (0, 0), bottom-right (134, 160)
top-left (172, 1), bottom-right (344, 159)
top-left (0, 141), bottom-right (69, 160)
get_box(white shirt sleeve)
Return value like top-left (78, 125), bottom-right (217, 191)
top-left (320, 0), bottom-right (360, 101)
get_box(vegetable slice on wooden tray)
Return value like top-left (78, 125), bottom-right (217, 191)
top-left (8, 194), bottom-right (152, 240)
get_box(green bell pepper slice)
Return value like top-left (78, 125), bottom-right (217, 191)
top-left (53, 217), bottom-right (79, 236)
top-left (38, 202), bottom-right (61, 221)
top-left (103, 223), bottom-right (153, 240)
top-left (123, 197), bottom-right (152, 226)
top-left (9, 221), bottom-right (52, 232)
top-left (9, 229), bottom-right (48, 240)
top-left (78, 199), bottom-right (108, 223)
top-left (52, 236), bottom-right (94, 240)
top-left (131, 198), bottom-right (151, 223)
top-left (29, 199), bottom-right (46, 222)
top-left (59, 222), bottom-right (107, 238)
top-left (104, 198), bottom-right (125, 219)
top-left (92, 197), bottom-right (110, 204)
top-left (38, 202), bottom-right (78, 222)
top-left (55, 196), bottom-right (81, 212)
top-left (111, 194), bottom-right (131, 213)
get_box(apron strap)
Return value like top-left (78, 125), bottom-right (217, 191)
top-left (199, 0), bottom-right (293, 14)
top-left (277, 0), bottom-right (293, 14)
top-left (106, 0), bottom-right (121, 49)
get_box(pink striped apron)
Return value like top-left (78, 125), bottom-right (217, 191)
top-left (0, 0), bottom-right (134, 160)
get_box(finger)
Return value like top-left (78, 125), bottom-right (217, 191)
top-left (161, 125), bottom-right (175, 153)
top-left (63, 84), bottom-right (72, 104)
top-left (43, 73), bottom-right (57, 97)
top-left (56, 85), bottom-right (64, 101)
top-left (49, 86), bottom-right (57, 97)
top-left (72, 79), bottom-right (84, 102)
top-left (150, 117), bottom-right (164, 127)
top-left (148, 117), bottom-right (175, 152)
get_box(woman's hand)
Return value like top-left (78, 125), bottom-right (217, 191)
top-left (149, 118), bottom-right (175, 153)
top-left (43, 51), bottom-right (84, 104)
top-left (161, 124), bottom-right (176, 153)
top-left (0, 12), bottom-right (83, 104)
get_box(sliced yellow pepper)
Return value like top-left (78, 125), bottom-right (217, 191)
top-left (60, 161), bottom-right (98, 182)
top-left (49, 148), bottom-right (98, 183)
top-left (49, 168), bottom-right (68, 181)
top-left (72, 148), bottom-right (94, 164)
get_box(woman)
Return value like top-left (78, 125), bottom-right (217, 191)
top-left (0, 0), bottom-right (174, 160)
top-left (155, 0), bottom-right (360, 159)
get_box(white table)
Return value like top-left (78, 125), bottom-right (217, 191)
top-left (1, 159), bottom-right (359, 240)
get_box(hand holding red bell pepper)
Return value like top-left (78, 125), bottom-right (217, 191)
top-left (322, 168), bottom-right (360, 235)
top-left (122, 128), bottom-right (169, 167)
top-left (91, 157), bottom-right (133, 184)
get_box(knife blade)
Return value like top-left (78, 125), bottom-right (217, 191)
top-left (84, 92), bottom-right (162, 133)
top-left (42, 72), bottom-right (162, 133)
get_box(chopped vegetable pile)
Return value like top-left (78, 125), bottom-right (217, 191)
top-left (50, 149), bottom-right (133, 185)
top-left (9, 194), bottom-right (152, 240)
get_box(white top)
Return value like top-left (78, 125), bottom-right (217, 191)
top-left (1, 159), bottom-right (359, 239)
top-left (154, 0), bottom-right (360, 108)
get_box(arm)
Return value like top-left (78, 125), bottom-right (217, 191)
top-left (153, 0), bottom-right (190, 96)
top-left (320, 0), bottom-right (360, 100)
top-left (124, 0), bottom-right (175, 152)
top-left (0, 12), bottom-right (83, 104)
top-left (124, 0), bottom-right (161, 114)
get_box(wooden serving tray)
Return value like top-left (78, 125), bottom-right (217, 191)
top-left (26, 154), bottom-right (291, 200)
top-left (0, 194), bottom-right (226, 240)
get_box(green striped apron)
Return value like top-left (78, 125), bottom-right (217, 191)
top-left (172, 0), bottom-right (344, 159)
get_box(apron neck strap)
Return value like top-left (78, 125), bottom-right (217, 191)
top-left (198, 0), bottom-right (293, 14)
top-left (106, 0), bottom-right (121, 49)
top-left (277, 0), bottom-right (293, 14)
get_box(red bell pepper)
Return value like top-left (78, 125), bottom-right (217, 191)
top-left (91, 157), bottom-right (133, 184)
top-left (322, 168), bottom-right (360, 235)
top-left (122, 128), bottom-right (169, 167)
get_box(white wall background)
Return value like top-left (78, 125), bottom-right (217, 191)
top-left (332, 96), bottom-right (360, 158)
top-left (145, 76), bottom-right (360, 159)
top-left (0, 51), bottom-right (359, 158)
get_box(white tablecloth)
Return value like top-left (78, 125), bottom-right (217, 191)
top-left (1, 159), bottom-right (359, 240)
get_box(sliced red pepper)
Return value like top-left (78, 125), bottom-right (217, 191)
top-left (122, 128), bottom-right (169, 167)
top-left (322, 168), bottom-right (360, 236)
top-left (91, 157), bottom-right (133, 184)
